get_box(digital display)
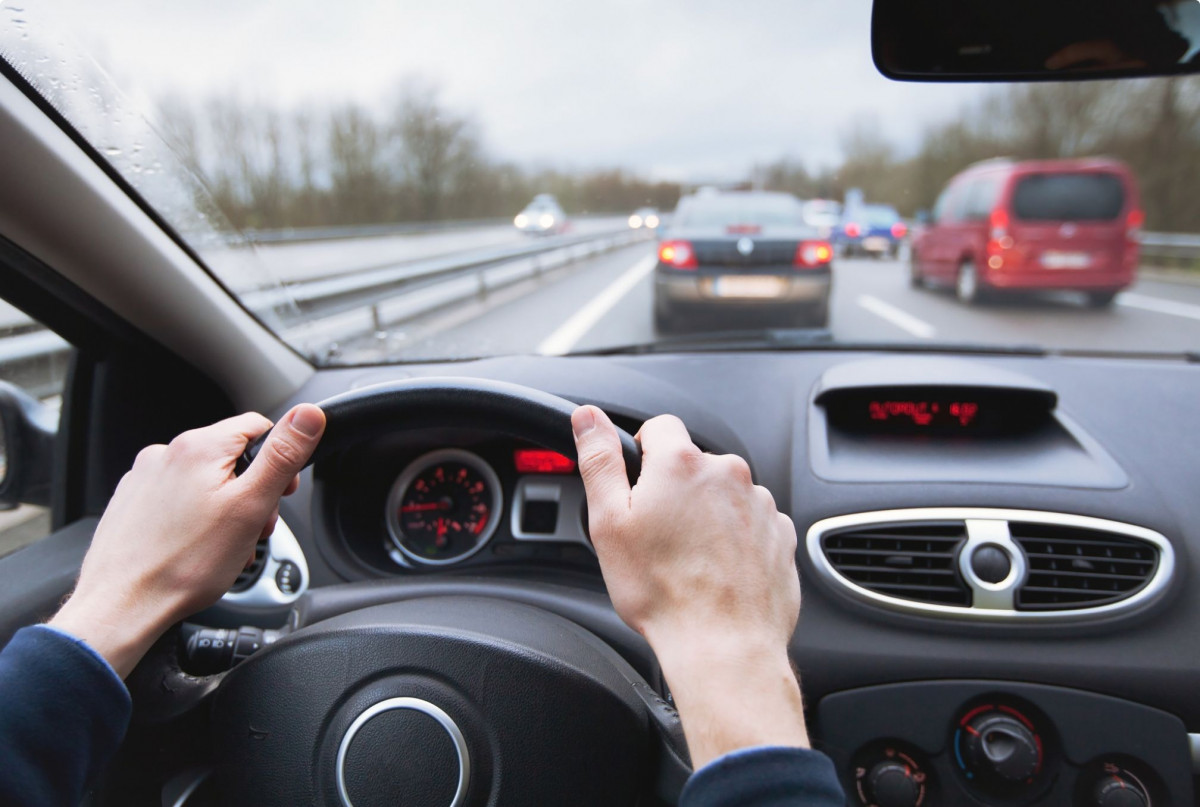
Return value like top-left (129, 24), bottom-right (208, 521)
top-left (819, 386), bottom-right (1056, 437)
top-left (868, 399), bottom-right (980, 428)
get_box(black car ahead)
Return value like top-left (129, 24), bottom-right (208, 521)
top-left (654, 191), bottom-right (833, 331)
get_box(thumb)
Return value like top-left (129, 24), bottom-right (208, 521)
top-left (572, 405), bottom-right (631, 526)
top-left (240, 404), bottom-right (326, 497)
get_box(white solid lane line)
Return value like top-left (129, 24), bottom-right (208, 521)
top-left (537, 254), bottom-right (657, 355)
top-left (857, 295), bottom-right (937, 339)
top-left (1117, 292), bottom-right (1200, 322)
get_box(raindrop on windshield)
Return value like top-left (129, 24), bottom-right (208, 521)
top-left (104, 146), bottom-right (122, 157)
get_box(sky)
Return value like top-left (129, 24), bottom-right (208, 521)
top-left (13, 0), bottom-right (985, 182)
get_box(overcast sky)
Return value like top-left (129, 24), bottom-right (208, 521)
top-left (22, 0), bottom-right (985, 181)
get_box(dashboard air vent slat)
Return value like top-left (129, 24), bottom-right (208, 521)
top-left (821, 523), bottom-right (969, 606)
top-left (1011, 523), bottom-right (1159, 611)
top-left (230, 535), bottom-right (269, 593)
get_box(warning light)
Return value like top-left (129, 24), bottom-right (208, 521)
top-left (514, 449), bottom-right (577, 474)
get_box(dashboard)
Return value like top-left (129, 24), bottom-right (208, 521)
top-left (230, 349), bottom-right (1200, 806)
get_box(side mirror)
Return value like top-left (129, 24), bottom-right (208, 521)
top-left (0, 381), bottom-right (57, 509)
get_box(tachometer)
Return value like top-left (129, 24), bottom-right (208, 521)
top-left (385, 449), bottom-right (503, 566)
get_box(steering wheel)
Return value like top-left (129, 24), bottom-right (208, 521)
top-left (127, 378), bottom-right (689, 807)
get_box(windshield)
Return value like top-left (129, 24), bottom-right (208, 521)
top-left (2, 3), bottom-right (1199, 362)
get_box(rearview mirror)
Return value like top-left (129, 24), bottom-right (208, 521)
top-left (0, 381), bottom-right (57, 509)
top-left (873, 0), bottom-right (1200, 81)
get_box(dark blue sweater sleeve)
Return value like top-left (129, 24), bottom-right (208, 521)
top-left (0, 625), bottom-right (132, 807)
top-left (680, 746), bottom-right (846, 807)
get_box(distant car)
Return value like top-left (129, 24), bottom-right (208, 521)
top-left (514, 194), bottom-right (567, 235)
top-left (628, 207), bottom-right (661, 229)
top-left (910, 157), bottom-right (1141, 306)
top-left (654, 191), bottom-right (833, 331)
top-left (836, 204), bottom-right (907, 258)
top-left (801, 199), bottom-right (843, 239)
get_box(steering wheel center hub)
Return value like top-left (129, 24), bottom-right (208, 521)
top-left (337, 697), bottom-right (469, 807)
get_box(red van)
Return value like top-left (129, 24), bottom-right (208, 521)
top-left (910, 158), bottom-right (1142, 307)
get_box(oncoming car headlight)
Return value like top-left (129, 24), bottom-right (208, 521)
top-left (645, 214), bottom-right (660, 228)
top-left (514, 213), bottom-right (529, 228)
top-left (628, 214), bottom-right (643, 228)
top-left (539, 213), bottom-right (555, 229)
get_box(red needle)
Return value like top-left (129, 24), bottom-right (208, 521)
top-left (401, 501), bottom-right (450, 513)
top-left (435, 518), bottom-right (448, 548)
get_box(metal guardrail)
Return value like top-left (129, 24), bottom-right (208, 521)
top-left (0, 223), bottom-right (651, 369)
top-left (1139, 232), bottom-right (1200, 268)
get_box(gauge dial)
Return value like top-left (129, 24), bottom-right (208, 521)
top-left (386, 449), bottom-right (503, 566)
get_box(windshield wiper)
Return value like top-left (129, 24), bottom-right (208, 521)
top-left (571, 329), bottom-right (1050, 357)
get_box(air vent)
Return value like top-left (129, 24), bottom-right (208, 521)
top-left (230, 535), bottom-right (269, 593)
top-left (1011, 523), bottom-right (1158, 611)
top-left (820, 523), bottom-right (969, 606)
top-left (808, 509), bottom-right (1174, 622)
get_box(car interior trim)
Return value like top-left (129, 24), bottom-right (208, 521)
top-left (807, 507), bottom-right (1174, 622)
top-left (509, 476), bottom-right (592, 549)
top-left (220, 518), bottom-right (309, 608)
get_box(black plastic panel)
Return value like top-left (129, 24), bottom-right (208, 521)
top-left (817, 680), bottom-right (1193, 805)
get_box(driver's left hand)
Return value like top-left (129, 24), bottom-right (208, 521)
top-left (49, 404), bottom-right (326, 678)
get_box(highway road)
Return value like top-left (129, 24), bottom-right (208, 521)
top-left (333, 242), bottom-right (1200, 362)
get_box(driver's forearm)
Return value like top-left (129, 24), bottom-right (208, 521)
top-left (654, 638), bottom-right (810, 770)
top-left (49, 584), bottom-right (176, 679)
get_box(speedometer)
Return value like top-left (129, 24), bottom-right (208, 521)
top-left (385, 449), bottom-right (503, 566)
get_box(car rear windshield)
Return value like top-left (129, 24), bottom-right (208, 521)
top-left (1011, 173), bottom-right (1127, 221)
top-left (679, 197), bottom-right (804, 228)
top-left (861, 205), bottom-right (900, 225)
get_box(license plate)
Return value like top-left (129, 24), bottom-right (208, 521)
top-left (1040, 251), bottom-right (1092, 269)
top-left (863, 237), bottom-right (889, 251)
top-left (712, 275), bottom-right (787, 299)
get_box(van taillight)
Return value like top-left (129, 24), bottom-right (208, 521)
top-left (1127, 209), bottom-right (1145, 241)
top-left (989, 208), bottom-right (1009, 240)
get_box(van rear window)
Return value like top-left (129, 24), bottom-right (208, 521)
top-left (1012, 173), bottom-right (1126, 221)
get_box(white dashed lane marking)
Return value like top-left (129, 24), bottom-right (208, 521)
top-left (857, 294), bottom-right (937, 339)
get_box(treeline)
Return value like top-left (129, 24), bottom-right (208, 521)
top-left (758, 77), bottom-right (1200, 232)
top-left (157, 82), bottom-right (682, 231)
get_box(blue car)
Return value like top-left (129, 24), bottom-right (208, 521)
top-left (835, 203), bottom-right (907, 258)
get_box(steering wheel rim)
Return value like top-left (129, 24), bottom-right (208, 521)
top-left (237, 376), bottom-right (643, 483)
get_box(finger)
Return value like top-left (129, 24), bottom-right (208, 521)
top-left (636, 414), bottom-right (700, 469)
top-left (283, 475), bottom-right (300, 497)
top-left (572, 406), bottom-right (632, 525)
top-left (239, 404), bottom-right (326, 498)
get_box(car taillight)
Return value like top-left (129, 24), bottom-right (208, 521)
top-left (844, 222), bottom-right (861, 238)
top-left (989, 208), bottom-right (1009, 240)
top-left (795, 240), bottom-right (833, 268)
top-left (658, 240), bottom-right (697, 269)
top-left (891, 222), bottom-right (907, 238)
top-left (1127, 209), bottom-right (1144, 242)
